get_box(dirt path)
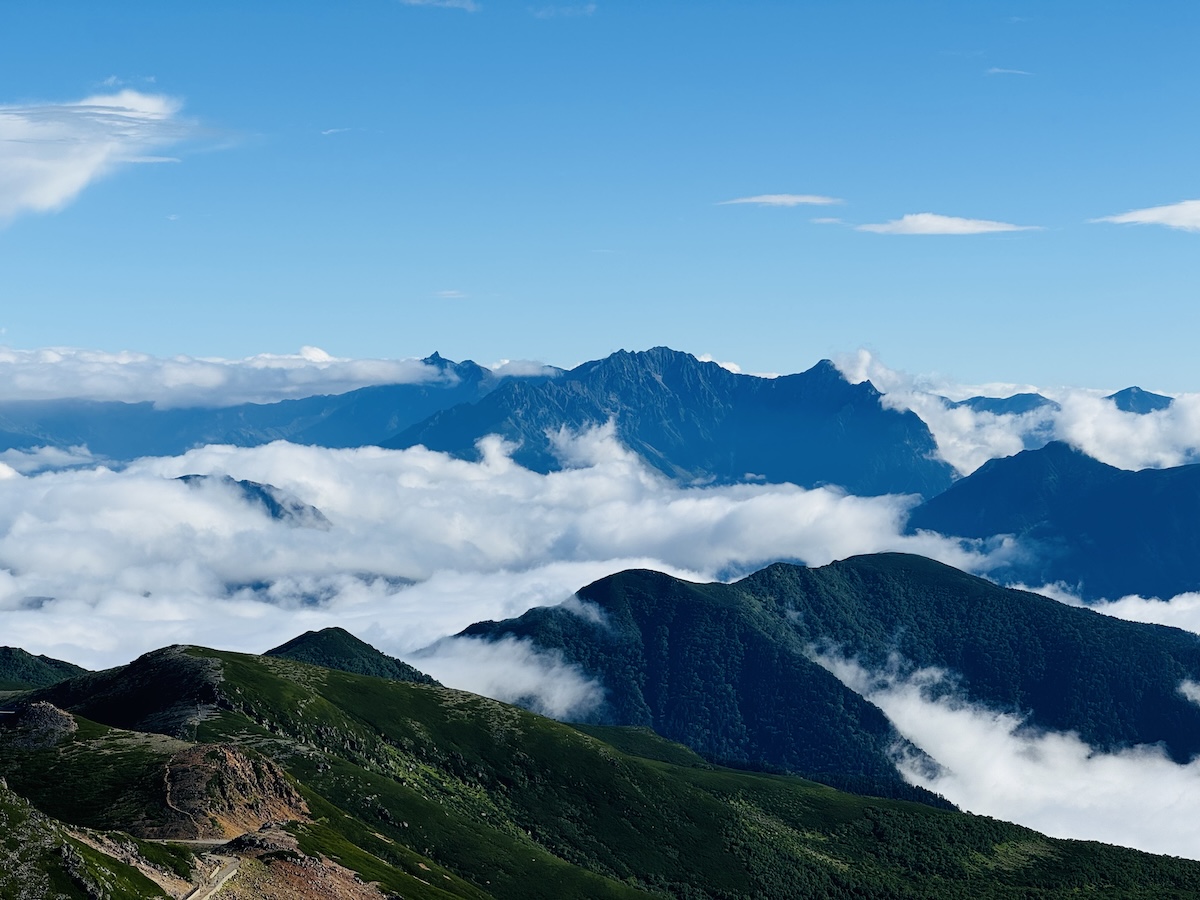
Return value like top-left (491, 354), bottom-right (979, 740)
top-left (183, 854), bottom-right (240, 900)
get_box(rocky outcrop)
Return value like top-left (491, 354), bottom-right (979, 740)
top-left (148, 745), bottom-right (309, 840)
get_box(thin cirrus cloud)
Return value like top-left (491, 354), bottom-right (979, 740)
top-left (0, 90), bottom-right (192, 223)
top-left (856, 212), bottom-right (1042, 235)
top-left (1093, 199), bottom-right (1200, 232)
top-left (986, 67), bottom-right (1032, 76)
top-left (530, 3), bottom-right (597, 17)
top-left (398, 0), bottom-right (480, 10)
top-left (719, 193), bottom-right (843, 207)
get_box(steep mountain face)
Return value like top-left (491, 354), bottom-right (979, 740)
top-left (1106, 385), bottom-right (1173, 414)
top-left (0, 352), bottom-right (513, 461)
top-left (389, 348), bottom-right (954, 496)
top-left (465, 552), bottom-right (1200, 767)
top-left (265, 626), bottom-right (439, 685)
top-left (461, 569), bottom-right (943, 806)
top-left (6, 644), bottom-right (1200, 898)
top-left (0, 647), bottom-right (88, 691)
top-left (908, 441), bottom-right (1200, 600)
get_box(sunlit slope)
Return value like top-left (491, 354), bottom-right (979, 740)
top-left (9, 645), bottom-right (1200, 898)
top-left (0, 646), bottom-right (88, 691)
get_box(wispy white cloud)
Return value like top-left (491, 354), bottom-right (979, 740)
top-left (0, 91), bottom-right (192, 223)
top-left (530, 3), bottom-right (596, 18)
top-left (856, 213), bottom-right (1042, 235)
top-left (320, 127), bottom-right (351, 136)
top-left (986, 67), bottom-right (1032, 76)
top-left (399, 0), bottom-right (480, 10)
top-left (719, 193), bottom-right (843, 207)
top-left (435, 289), bottom-right (467, 299)
top-left (1093, 199), bottom-right (1200, 232)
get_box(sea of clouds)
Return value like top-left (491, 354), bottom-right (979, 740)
top-left (3, 347), bottom-right (1200, 858)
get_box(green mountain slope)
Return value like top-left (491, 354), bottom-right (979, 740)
top-left (0, 777), bottom-right (170, 899)
top-left (0, 646), bottom-right (88, 691)
top-left (265, 626), bottom-right (439, 684)
top-left (464, 552), bottom-right (1200, 770)
top-left (7, 645), bottom-right (1200, 898)
top-left (463, 568), bottom-right (942, 805)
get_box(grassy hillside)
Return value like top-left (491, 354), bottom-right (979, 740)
top-left (266, 625), bottom-right (439, 684)
top-left (7, 645), bottom-right (1200, 898)
top-left (0, 646), bottom-right (88, 691)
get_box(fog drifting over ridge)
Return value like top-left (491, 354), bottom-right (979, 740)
top-left (835, 349), bottom-right (1200, 474)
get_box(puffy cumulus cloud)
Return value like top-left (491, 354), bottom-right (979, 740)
top-left (835, 349), bottom-right (1200, 475)
top-left (814, 652), bottom-right (1200, 858)
top-left (1019, 581), bottom-right (1200, 638)
top-left (1093, 199), bottom-right (1200, 232)
top-left (0, 91), bottom-right (191, 223)
top-left (0, 346), bottom-right (458, 406)
top-left (1053, 391), bottom-right (1200, 470)
top-left (0, 427), bottom-right (999, 671)
top-left (856, 213), bottom-right (1042, 235)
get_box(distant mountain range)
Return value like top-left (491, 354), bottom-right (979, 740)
top-left (386, 348), bottom-right (953, 496)
top-left (464, 552), bottom-right (1200, 777)
top-left (5, 631), bottom-right (1200, 897)
top-left (909, 441), bottom-right (1200, 600)
top-left (943, 385), bottom-right (1172, 417)
top-left (0, 352), bottom-right (514, 459)
top-left (0, 347), bottom-right (956, 497)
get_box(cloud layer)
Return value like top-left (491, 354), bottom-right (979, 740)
top-left (814, 652), bottom-right (1200, 858)
top-left (0, 426), bottom-right (995, 673)
top-left (0, 346), bottom-right (461, 407)
top-left (0, 91), bottom-right (190, 223)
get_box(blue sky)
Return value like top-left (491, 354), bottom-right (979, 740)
top-left (1, 1), bottom-right (1198, 389)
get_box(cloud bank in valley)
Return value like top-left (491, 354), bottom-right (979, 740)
top-left (0, 425), bottom-right (995, 674)
top-left (814, 652), bottom-right (1200, 859)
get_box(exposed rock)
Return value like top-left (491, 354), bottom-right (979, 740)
top-left (0, 701), bottom-right (78, 749)
top-left (146, 744), bottom-right (309, 840)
